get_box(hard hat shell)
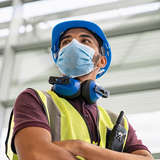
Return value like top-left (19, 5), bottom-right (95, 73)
top-left (51, 20), bottom-right (111, 79)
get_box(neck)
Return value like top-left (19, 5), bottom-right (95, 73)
top-left (77, 71), bottom-right (97, 83)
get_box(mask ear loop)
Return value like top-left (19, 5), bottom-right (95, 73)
top-left (92, 54), bottom-right (102, 75)
top-left (97, 45), bottom-right (108, 76)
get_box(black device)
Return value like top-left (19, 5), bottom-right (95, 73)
top-left (107, 111), bottom-right (127, 152)
top-left (49, 76), bottom-right (70, 85)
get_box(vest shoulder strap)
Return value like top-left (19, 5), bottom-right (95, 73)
top-left (98, 105), bottom-right (127, 127)
top-left (5, 110), bottom-right (19, 160)
top-left (34, 89), bottom-right (61, 142)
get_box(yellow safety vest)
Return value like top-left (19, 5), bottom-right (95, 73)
top-left (5, 89), bottom-right (128, 160)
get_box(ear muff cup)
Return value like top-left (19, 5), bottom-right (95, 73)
top-left (81, 80), bottom-right (96, 104)
top-left (53, 78), bottom-right (81, 99)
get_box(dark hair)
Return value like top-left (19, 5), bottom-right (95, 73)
top-left (90, 31), bottom-right (104, 55)
top-left (59, 27), bottom-right (104, 55)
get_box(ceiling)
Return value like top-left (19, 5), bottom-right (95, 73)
top-left (0, 0), bottom-right (160, 157)
top-left (0, 0), bottom-right (160, 114)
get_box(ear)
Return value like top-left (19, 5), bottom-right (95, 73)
top-left (97, 56), bottom-right (107, 68)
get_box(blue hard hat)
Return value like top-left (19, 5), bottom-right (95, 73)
top-left (51, 20), bottom-right (111, 79)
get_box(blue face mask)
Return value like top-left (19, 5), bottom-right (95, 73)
top-left (56, 39), bottom-right (95, 78)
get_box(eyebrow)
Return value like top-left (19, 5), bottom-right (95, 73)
top-left (60, 33), bottom-right (94, 42)
top-left (79, 34), bottom-right (93, 39)
top-left (60, 35), bottom-right (72, 42)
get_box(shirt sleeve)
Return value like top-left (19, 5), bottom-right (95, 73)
top-left (124, 122), bottom-right (150, 153)
top-left (11, 88), bottom-right (51, 153)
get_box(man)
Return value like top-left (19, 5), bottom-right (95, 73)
top-left (5, 20), bottom-right (153, 160)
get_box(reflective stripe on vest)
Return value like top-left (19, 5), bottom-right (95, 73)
top-left (5, 89), bottom-right (128, 160)
top-left (5, 111), bottom-right (18, 160)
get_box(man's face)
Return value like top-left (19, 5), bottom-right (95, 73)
top-left (59, 28), bottom-right (100, 57)
top-left (58, 28), bottom-right (106, 81)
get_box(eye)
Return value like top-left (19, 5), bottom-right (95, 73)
top-left (61, 39), bottom-right (71, 47)
top-left (81, 39), bottom-right (91, 44)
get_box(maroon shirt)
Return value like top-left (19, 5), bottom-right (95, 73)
top-left (11, 88), bottom-right (149, 153)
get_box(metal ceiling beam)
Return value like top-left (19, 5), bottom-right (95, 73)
top-left (25, 0), bottom-right (157, 25)
top-left (0, 2), bottom-right (159, 55)
top-left (0, 0), bottom-right (40, 8)
top-left (0, 21), bottom-right (159, 57)
top-left (12, 40), bottom-right (50, 52)
top-left (0, 48), bottom-right (3, 55)
top-left (111, 59), bottom-right (160, 71)
top-left (103, 11), bottom-right (160, 37)
top-left (0, 0), bottom-right (157, 29)
top-left (0, 13), bottom-right (159, 54)
top-left (0, 23), bottom-right (159, 55)
top-left (0, 0), bottom-right (23, 101)
top-left (0, 103), bottom-right (5, 138)
top-left (108, 80), bottom-right (160, 95)
top-left (0, 0), bottom-right (11, 8)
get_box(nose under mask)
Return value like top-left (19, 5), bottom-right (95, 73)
top-left (56, 39), bottom-right (96, 78)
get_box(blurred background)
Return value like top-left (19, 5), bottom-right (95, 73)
top-left (0, 0), bottom-right (160, 159)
